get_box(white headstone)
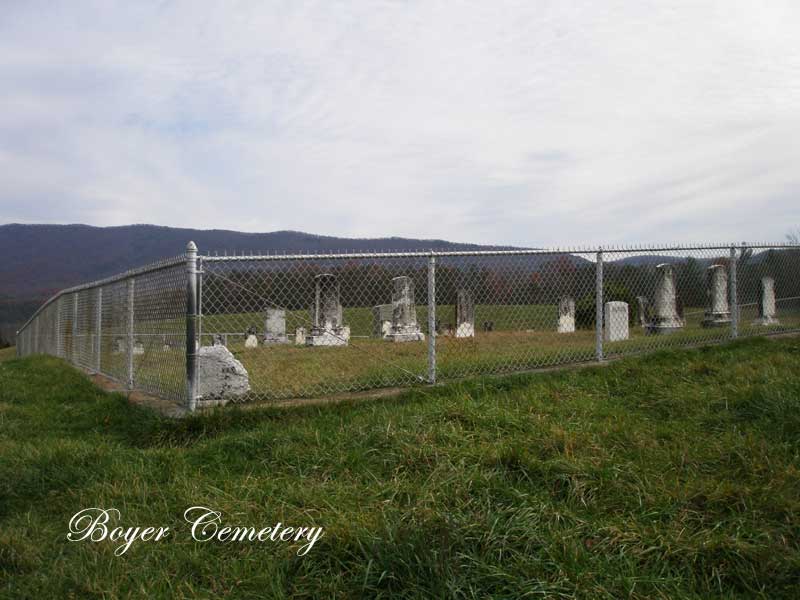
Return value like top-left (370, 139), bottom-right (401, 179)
top-left (647, 263), bottom-right (684, 334)
top-left (385, 276), bottom-right (424, 342)
top-left (244, 334), bottom-right (258, 348)
top-left (372, 304), bottom-right (393, 338)
top-left (753, 276), bottom-right (779, 325)
top-left (133, 341), bottom-right (145, 355)
top-left (197, 345), bottom-right (250, 400)
top-left (604, 301), bottom-right (629, 342)
top-left (306, 274), bottom-right (350, 346)
top-left (455, 289), bottom-right (475, 338)
top-left (557, 296), bottom-right (575, 334)
top-left (703, 264), bottom-right (731, 327)
top-left (294, 327), bottom-right (306, 345)
top-left (264, 308), bottom-right (288, 344)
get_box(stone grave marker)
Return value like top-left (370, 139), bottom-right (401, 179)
top-left (604, 301), bottom-right (629, 341)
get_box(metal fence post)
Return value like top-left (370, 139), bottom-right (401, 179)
top-left (427, 254), bottom-right (437, 384)
top-left (730, 245), bottom-right (738, 339)
top-left (126, 278), bottom-right (135, 389)
top-left (186, 241), bottom-right (199, 411)
top-left (71, 293), bottom-right (78, 363)
top-left (95, 287), bottom-right (103, 373)
top-left (595, 248), bottom-right (604, 361)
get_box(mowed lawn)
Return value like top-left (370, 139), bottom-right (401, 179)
top-left (1, 337), bottom-right (800, 598)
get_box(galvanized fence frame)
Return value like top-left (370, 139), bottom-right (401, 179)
top-left (16, 241), bottom-right (800, 411)
top-left (15, 251), bottom-right (190, 403)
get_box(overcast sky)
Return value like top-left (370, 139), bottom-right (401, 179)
top-left (1, 1), bottom-right (799, 246)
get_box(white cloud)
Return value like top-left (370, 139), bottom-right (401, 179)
top-left (1, 0), bottom-right (799, 245)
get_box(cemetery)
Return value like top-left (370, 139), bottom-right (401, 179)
top-left (13, 243), bottom-right (800, 405)
top-left (188, 259), bottom-right (798, 402)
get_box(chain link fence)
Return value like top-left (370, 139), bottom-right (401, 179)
top-left (16, 242), bottom-right (800, 409)
top-left (15, 255), bottom-right (188, 403)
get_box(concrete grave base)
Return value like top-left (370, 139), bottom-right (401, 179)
top-left (306, 326), bottom-right (350, 346)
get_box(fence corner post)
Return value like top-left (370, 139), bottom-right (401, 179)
top-left (427, 253), bottom-right (436, 384)
top-left (595, 247), bottom-right (604, 361)
top-left (186, 241), bottom-right (199, 411)
top-left (730, 244), bottom-right (739, 339)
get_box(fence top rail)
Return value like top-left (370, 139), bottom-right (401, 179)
top-left (16, 240), bottom-right (800, 337)
top-left (16, 254), bottom-right (186, 335)
top-left (200, 242), bottom-right (799, 262)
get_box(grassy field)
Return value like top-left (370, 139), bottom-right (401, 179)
top-left (202, 304), bottom-right (799, 400)
top-left (0, 347), bottom-right (15, 363)
top-left (45, 302), bottom-right (799, 402)
top-left (2, 337), bottom-right (800, 598)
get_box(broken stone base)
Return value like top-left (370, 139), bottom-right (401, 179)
top-left (557, 316), bottom-right (575, 334)
top-left (385, 326), bottom-right (425, 342)
top-left (702, 312), bottom-right (731, 328)
top-left (646, 317), bottom-right (685, 335)
top-left (752, 316), bottom-right (779, 326)
top-left (306, 326), bottom-right (350, 347)
top-left (262, 334), bottom-right (289, 345)
top-left (455, 322), bottom-right (475, 338)
top-left (197, 345), bottom-right (250, 404)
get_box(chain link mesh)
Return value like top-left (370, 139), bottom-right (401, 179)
top-left (15, 243), bottom-right (800, 407)
top-left (16, 256), bottom-right (188, 403)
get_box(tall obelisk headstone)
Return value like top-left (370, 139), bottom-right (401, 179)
top-left (702, 264), bottom-right (731, 327)
top-left (385, 276), bottom-right (425, 342)
top-left (306, 274), bottom-right (350, 346)
top-left (647, 263), bottom-right (684, 334)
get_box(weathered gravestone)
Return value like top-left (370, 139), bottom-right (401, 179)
top-left (647, 263), bottom-right (684, 334)
top-left (306, 274), bottom-right (350, 346)
top-left (372, 304), bottom-right (393, 338)
top-left (636, 296), bottom-right (651, 328)
top-left (753, 276), bottom-right (779, 326)
top-left (113, 338), bottom-right (125, 354)
top-left (294, 327), bottom-right (306, 345)
top-left (263, 308), bottom-right (288, 344)
top-left (197, 345), bottom-right (250, 402)
top-left (244, 334), bottom-right (258, 349)
top-left (604, 301), bottom-right (629, 341)
top-left (455, 289), bottom-right (475, 338)
top-left (133, 341), bottom-right (145, 355)
top-left (702, 264), bottom-right (731, 327)
top-left (557, 296), bottom-right (575, 333)
top-left (386, 276), bottom-right (425, 342)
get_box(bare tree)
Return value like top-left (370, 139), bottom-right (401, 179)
top-left (788, 229), bottom-right (800, 244)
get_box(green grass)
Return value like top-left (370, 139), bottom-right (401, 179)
top-left (2, 337), bottom-right (800, 598)
top-left (0, 347), bottom-right (15, 363)
top-left (202, 304), bottom-right (798, 399)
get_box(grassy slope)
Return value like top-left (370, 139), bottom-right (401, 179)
top-left (1, 338), bottom-right (799, 598)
